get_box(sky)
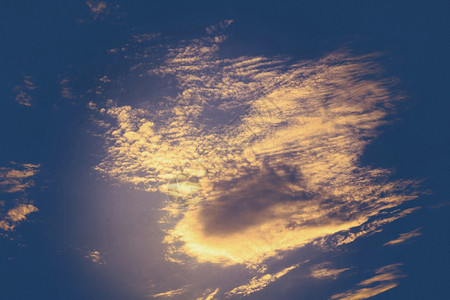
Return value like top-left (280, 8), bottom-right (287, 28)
top-left (1, 1), bottom-right (450, 299)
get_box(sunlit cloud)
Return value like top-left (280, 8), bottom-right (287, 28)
top-left (84, 249), bottom-right (106, 264)
top-left (0, 162), bottom-right (39, 193)
top-left (383, 227), bottom-right (422, 246)
top-left (197, 288), bottom-right (220, 300)
top-left (152, 287), bottom-right (185, 298)
top-left (86, 0), bottom-right (109, 19)
top-left (331, 264), bottom-right (404, 300)
top-left (310, 263), bottom-right (351, 280)
top-left (0, 163), bottom-right (40, 233)
top-left (225, 263), bottom-right (300, 297)
top-left (0, 204), bottom-right (39, 231)
top-left (94, 24), bottom-right (420, 274)
top-left (13, 75), bottom-right (37, 106)
top-left (60, 78), bottom-right (76, 99)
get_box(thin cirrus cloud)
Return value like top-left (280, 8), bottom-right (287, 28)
top-left (383, 227), bottom-right (422, 246)
top-left (197, 288), bottom-right (220, 300)
top-left (331, 264), bottom-right (404, 300)
top-left (152, 287), bottom-right (186, 298)
top-left (0, 163), bottom-right (40, 233)
top-left (92, 22), bottom-right (422, 298)
top-left (310, 263), bottom-right (351, 280)
top-left (225, 263), bottom-right (300, 297)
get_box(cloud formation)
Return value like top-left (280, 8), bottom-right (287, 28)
top-left (197, 288), bottom-right (219, 300)
top-left (0, 163), bottom-right (40, 233)
top-left (13, 75), bottom-right (37, 106)
top-left (152, 287), bottom-right (185, 298)
top-left (0, 163), bottom-right (39, 193)
top-left (86, 1), bottom-right (108, 19)
top-left (84, 249), bottom-right (106, 264)
top-left (94, 26), bottom-right (420, 272)
top-left (225, 263), bottom-right (300, 297)
top-left (310, 263), bottom-right (350, 280)
top-left (331, 264), bottom-right (404, 300)
top-left (383, 227), bottom-right (422, 246)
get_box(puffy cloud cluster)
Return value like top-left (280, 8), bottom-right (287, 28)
top-left (0, 163), bottom-right (40, 232)
top-left (13, 75), bottom-right (37, 106)
top-left (95, 27), bottom-right (419, 272)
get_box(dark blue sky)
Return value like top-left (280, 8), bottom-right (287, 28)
top-left (1, 1), bottom-right (449, 299)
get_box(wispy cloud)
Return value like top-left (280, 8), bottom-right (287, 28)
top-left (310, 263), bottom-right (351, 280)
top-left (152, 287), bottom-right (185, 298)
top-left (197, 288), bottom-right (219, 300)
top-left (383, 228), bottom-right (422, 246)
top-left (331, 264), bottom-right (404, 300)
top-left (225, 263), bottom-right (300, 297)
top-left (94, 24), bottom-right (420, 274)
top-left (13, 75), bottom-right (37, 106)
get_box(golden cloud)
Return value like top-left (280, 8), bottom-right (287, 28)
top-left (310, 263), bottom-right (351, 280)
top-left (383, 227), bottom-right (422, 246)
top-left (0, 163), bottom-right (40, 233)
top-left (95, 30), bottom-right (420, 270)
top-left (331, 263), bottom-right (404, 300)
top-left (225, 263), bottom-right (300, 297)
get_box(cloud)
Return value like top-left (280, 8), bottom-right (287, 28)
top-left (383, 227), bottom-right (422, 246)
top-left (331, 264), bottom-right (404, 300)
top-left (0, 204), bottom-right (38, 231)
top-left (60, 78), bottom-right (76, 99)
top-left (0, 162), bottom-right (39, 193)
top-left (197, 288), bottom-right (219, 300)
top-left (152, 287), bottom-right (185, 298)
top-left (84, 249), bottom-right (106, 264)
top-left (310, 263), bottom-right (351, 280)
top-left (94, 26), bottom-right (420, 270)
top-left (0, 163), bottom-right (40, 233)
top-left (13, 75), bottom-right (37, 106)
top-left (6, 204), bottom-right (38, 222)
top-left (86, 1), bottom-right (108, 19)
top-left (225, 263), bottom-right (300, 297)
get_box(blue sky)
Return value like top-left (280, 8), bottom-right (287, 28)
top-left (1, 1), bottom-right (450, 299)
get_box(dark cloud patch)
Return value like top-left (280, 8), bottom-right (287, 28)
top-left (199, 164), bottom-right (315, 235)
